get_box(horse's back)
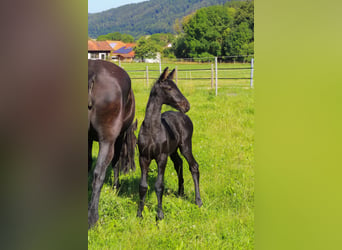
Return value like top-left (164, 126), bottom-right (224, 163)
top-left (88, 60), bottom-right (131, 100)
top-left (88, 60), bottom-right (134, 139)
top-left (161, 111), bottom-right (193, 143)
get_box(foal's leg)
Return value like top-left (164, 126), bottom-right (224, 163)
top-left (88, 138), bottom-right (93, 173)
top-left (170, 151), bottom-right (184, 196)
top-left (88, 140), bottom-right (115, 228)
top-left (180, 143), bottom-right (203, 207)
top-left (137, 156), bottom-right (151, 218)
top-left (155, 153), bottom-right (168, 220)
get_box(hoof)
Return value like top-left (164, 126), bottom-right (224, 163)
top-left (156, 210), bottom-right (164, 220)
top-left (178, 187), bottom-right (185, 197)
top-left (88, 208), bottom-right (99, 229)
top-left (137, 210), bottom-right (143, 218)
top-left (88, 216), bottom-right (98, 229)
top-left (113, 183), bottom-right (120, 190)
top-left (196, 198), bottom-right (203, 208)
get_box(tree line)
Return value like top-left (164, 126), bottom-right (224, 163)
top-left (94, 0), bottom-right (254, 61)
top-left (88, 0), bottom-right (231, 38)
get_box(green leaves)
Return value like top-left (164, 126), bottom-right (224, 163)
top-left (174, 1), bottom-right (254, 59)
top-left (96, 32), bottom-right (134, 43)
top-left (223, 21), bottom-right (254, 56)
top-left (135, 37), bottom-right (159, 60)
top-left (135, 33), bottom-right (177, 60)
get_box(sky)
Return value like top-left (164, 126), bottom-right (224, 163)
top-left (88, 0), bottom-right (148, 13)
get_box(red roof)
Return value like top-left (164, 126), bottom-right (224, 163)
top-left (88, 40), bottom-right (136, 58)
top-left (125, 43), bottom-right (137, 48)
top-left (117, 51), bottom-right (135, 58)
top-left (88, 40), bottom-right (112, 51)
top-left (106, 40), bottom-right (126, 50)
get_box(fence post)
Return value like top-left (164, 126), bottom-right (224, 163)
top-left (159, 60), bottom-right (162, 74)
top-left (215, 57), bottom-right (218, 96)
top-left (146, 66), bottom-right (149, 87)
top-left (211, 64), bottom-right (214, 89)
top-left (250, 58), bottom-right (254, 88)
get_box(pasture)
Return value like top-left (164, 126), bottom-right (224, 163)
top-left (88, 63), bottom-right (254, 249)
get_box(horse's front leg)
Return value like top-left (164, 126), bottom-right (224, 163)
top-left (137, 156), bottom-right (151, 218)
top-left (155, 153), bottom-right (168, 220)
top-left (88, 140), bottom-right (115, 228)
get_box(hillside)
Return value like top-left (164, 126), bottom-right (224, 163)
top-left (88, 0), bottom-right (233, 38)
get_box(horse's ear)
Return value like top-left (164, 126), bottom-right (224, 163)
top-left (167, 69), bottom-right (176, 80)
top-left (159, 67), bottom-right (169, 82)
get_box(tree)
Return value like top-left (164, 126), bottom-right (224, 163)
top-left (173, 1), bottom-right (254, 59)
top-left (234, 0), bottom-right (254, 32)
top-left (97, 32), bottom-right (134, 43)
top-left (120, 34), bottom-right (135, 43)
top-left (223, 22), bottom-right (253, 56)
top-left (174, 5), bottom-right (234, 58)
top-left (134, 37), bottom-right (159, 61)
top-left (173, 35), bottom-right (189, 58)
top-left (150, 33), bottom-right (175, 47)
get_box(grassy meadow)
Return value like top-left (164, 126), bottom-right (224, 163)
top-left (88, 62), bottom-right (254, 249)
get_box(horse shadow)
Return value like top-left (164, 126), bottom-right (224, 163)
top-left (88, 157), bottom-right (188, 204)
top-left (88, 158), bottom-right (159, 203)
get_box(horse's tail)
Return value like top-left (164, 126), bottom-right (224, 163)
top-left (118, 119), bottom-right (138, 174)
top-left (88, 74), bottom-right (96, 110)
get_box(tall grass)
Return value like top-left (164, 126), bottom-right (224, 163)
top-left (88, 71), bottom-right (254, 249)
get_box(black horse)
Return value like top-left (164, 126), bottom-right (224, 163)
top-left (137, 67), bottom-right (202, 220)
top-left (88, 59), bottom-right (136, 228)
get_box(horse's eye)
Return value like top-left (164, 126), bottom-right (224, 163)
top-left (162, 84), bottom-right (171, 91)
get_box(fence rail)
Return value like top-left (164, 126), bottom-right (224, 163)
top-left (122, 57), bottom-right (254, 95)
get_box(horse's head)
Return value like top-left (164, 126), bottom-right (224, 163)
top-left (155, 67), bottom-right (190, 113)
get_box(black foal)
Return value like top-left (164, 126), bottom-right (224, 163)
top-left (137, 67), bottom-right (202, 220)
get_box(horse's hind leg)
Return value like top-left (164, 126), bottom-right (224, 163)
top-left (88, 140), bottom-right (115, 228)
top-left (88, 138), bottom-right (93, 173)
top-left (180, 143), bottom-right (203, 208)
top-left (112, 135), bottom-right (124, 190)
top-left (170, 151), bottom-right (184, 196)
top-left (137, 156), bottom-right (151, 218)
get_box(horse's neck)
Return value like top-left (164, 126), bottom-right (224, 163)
top-left (143, 95), bottom-right (163, 132)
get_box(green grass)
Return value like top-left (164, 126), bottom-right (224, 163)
top-left (88, 69), bottom-right (254, 249)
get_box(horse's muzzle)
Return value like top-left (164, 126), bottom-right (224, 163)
top-left (179, 100), bottom-right (190, 113)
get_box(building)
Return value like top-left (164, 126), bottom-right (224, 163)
top-left (88, 40), bottom-right (136, 62)
top-left (88, 40), bottom-right (112, 60)
top-left (108, 41), bottom-right (136, 62)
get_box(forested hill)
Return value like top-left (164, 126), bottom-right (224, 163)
top-left (88, 0), bottom-right (234, 38)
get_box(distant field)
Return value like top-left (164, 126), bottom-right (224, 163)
top-left (88, 67), bottom-right (254, 249)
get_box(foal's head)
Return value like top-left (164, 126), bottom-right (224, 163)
top-left (153, 67), bottom-right (190, 113)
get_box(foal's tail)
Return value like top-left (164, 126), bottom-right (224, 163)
top-left (118, 119), bottom-right (138, 174)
